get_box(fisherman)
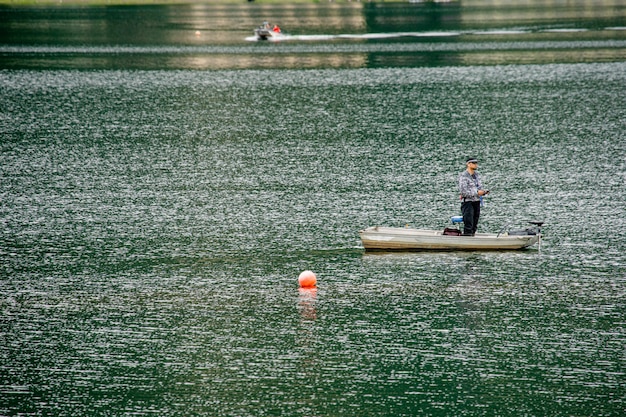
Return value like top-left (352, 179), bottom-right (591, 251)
top-left (458, 157), bottom-right (489, 236)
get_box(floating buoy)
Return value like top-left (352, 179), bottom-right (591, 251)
top-left (298, 270), bottom-right (317, 288)
top-left (194, 30), bottom-right (201, 37)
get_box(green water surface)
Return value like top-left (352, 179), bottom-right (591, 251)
top-left (1, 2), bottom-right (625, 416)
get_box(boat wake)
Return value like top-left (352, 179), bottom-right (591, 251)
top-left (246, 31), bottom-right (462, 42)
top-left (246, 26), bottom-right (626, 42)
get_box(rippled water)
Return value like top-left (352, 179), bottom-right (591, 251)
top-left (2, 2), bottom-right (626, 417)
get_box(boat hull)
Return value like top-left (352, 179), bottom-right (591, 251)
top-left (254, 28), bottom-right (271, 40)
top-left (359, 226), bottom-right (539, 251)
top-left (254, 28), bottom-right (283, 40)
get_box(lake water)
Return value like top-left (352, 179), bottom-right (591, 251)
top-left (1, 1), bottom-right (625, 416)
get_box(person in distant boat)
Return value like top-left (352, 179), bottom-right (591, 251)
top-left (272, 24), bottom-right (281, 33)
top-left (458, 157), bottom-right (489, 236)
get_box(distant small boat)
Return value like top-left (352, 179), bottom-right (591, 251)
top-left (359, 220), bottom-right (543, 251)
top-left (254, 22), bottom-right (284, 40)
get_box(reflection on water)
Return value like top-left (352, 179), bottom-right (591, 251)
top-left (0, 1), bottom-right (625, 69)
top-left (298, 287), bottom-right (318, 321)
top-left (2, 39), bottom-right (625, 70)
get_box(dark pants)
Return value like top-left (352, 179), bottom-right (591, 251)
top-left (461, 201), bottom-right (481, 236)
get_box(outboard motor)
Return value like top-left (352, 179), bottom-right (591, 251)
top-left (499, 220), bottom-right (544, 252)
top-left (509, 221), bottom-right (544, 235)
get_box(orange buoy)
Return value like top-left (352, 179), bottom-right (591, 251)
top-left (298, 270), bottom-right (317, 288)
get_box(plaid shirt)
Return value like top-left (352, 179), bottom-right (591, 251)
top-left (458, 170), bottom-right (483, 202)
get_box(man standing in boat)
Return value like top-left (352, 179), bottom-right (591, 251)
top-left (458, 157), bottom-right (489, 236)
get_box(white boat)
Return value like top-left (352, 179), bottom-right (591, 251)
top-left (359, 221), bottom-right (543, 251)
top-left (254, 22), bottom-right (284, 40)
